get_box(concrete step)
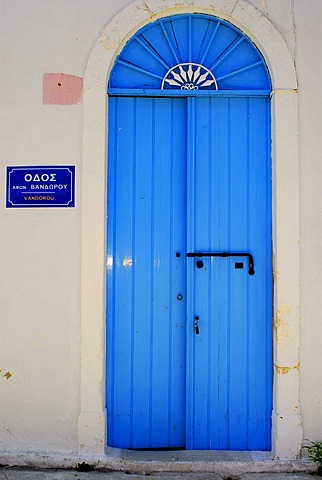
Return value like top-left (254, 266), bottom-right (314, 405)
top-left (239, 475), bottom-right (320, 480)
top-left (0, 470), bottom-right (320, 480)
top-left (0, 471), bottom-right (223, 480)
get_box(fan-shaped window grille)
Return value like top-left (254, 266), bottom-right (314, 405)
top-left (108, 14), bottom-right (271, 93)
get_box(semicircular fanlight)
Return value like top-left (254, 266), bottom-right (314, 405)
top-left (108, 14), bottom-right (271, 92)
top-left (162, 63), bottom-right (218, 90)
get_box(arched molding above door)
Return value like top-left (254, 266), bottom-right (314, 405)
top-left (85, 0), bottom-right (296, 93)
top-left (80, 0), bottom-right (301, 463)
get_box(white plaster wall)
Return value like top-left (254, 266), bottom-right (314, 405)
top-left (0, 0), bottom-right (321, 457)
top-left (294, 0), bottom-right (322, 443)
top-left (247, 0), bottom-right (295, 57)
top-left (0, 0), bottom-right (129, 453)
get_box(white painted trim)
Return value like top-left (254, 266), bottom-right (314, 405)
top-left (80, 0), bottom-right (301, 461)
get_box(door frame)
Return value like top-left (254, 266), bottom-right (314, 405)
top-left (79, 0), bottom-right (301, 461)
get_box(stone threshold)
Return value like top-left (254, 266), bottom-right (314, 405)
top-left (0, 450), bottom-right (316, 477)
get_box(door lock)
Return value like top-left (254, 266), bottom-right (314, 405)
top-left (194, 316), bottom-right (200, 335)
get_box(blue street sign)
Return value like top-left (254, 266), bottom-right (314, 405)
top-left (6, 166), bottom-right (75, 208)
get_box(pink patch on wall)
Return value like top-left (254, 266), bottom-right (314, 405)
top-left (43, 73), bottom-right (83, 105)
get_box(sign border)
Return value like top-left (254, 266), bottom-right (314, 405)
top-left (6, 165), bottom-right (76, 208)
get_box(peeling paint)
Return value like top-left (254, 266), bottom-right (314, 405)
top-left (274, 362), bottom-right (300, 375)
top-left (277, 304), bottom-right (291, 317)
top-left (275, 304), bottom-right (291, 344)
top-left (99, 33), bottom-right (116, 51)
top-left (143, 1), bottom-right (155, 15)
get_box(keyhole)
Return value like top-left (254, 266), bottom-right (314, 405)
top-left (196, 260), bottom-right (204, 269)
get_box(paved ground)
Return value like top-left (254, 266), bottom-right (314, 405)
top-left (0, 469), bottom-right (320, 480)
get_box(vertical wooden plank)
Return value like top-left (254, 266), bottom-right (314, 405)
top-left (167, 98), bottom-right (187, 447)
top-left (106, 96), bottom-right (117, 446)
top-left (107, 97), bottom-right (136, 447)
top-left (150, 98), bottom-right (170, 446)
top-left (228, 97), bottom-right (249, 449)
top-left (247, 97), bottom-right (272, 450)
top-left (210, 97), bottom-right (230, 449)
top-left (131, 98), bottom-right (154, 446)
top-left (264, 98), bottom-right (273, 450)
top-left (185, 96), bottom-right (196, 450)
top-left (191, 97), bottom-right (212, 449)
top-left (150, 98), bottom-right (186, 447)
top-left (190, 97), bottom-right (233, 449)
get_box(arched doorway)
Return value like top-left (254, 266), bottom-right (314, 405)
top-left (106, 14), bottom-right (272, 451)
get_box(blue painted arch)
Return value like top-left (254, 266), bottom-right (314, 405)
top-left (108, 14), bottom-right (271, 92)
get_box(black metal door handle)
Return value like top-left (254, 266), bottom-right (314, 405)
top-left (186, 251), bottom-right (255, 275)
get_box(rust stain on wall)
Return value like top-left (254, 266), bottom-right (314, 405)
top-left (274, 362), bottom-right (300, 375)
top-left (43, 73), bottom-right (83, 105)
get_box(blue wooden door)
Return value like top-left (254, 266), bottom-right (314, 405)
top-left (106, 94), bottom-right (272, 450)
